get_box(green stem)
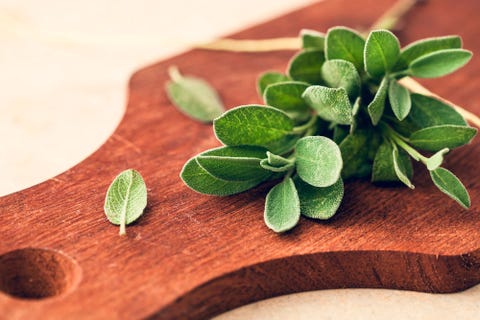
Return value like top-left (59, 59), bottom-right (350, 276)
top-left (168, 65), bottom-right (182, 82)
top-left (380, 122), bottom-right (427, 162)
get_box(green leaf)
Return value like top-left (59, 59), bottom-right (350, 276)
top-left (325, 26), bottom-right (365, 70)
top-left (372, 140), bottom-right (412, 183)
top-left (257, 71), bottom-right (290, 96)
top-left (409, 125), bottom-right (477, 152)
top-left (165, 66), bottom-right (224, 122)
top-left (430, 167), bottom-right (470, 209)
top-left (321, 59), bottom-right (361, 99)
top-left (392, 144), bottom-right (414, 189)
top-left (425, 148), bottom-right (449, 171)
top-left (394, 35), bottom-right (462, 71)
top-left (350, 97), bottom-right (361, 134)
top-left (388, 80), bottom-right (411, 120)
top-left (333, 125), bottom-right (349, 144)
top-left (409, 49), bottom-right (472, 78)
top-left (409, 94), bottom-right (467, 128)
top-left (367, 77), bottom-right (389, 125)
top-left (260, 159), bottom-right (294, 173)
top-left (294, 176), bottom-right (344, 220)
top-left (364, 30), bottom-right (400, 78)
top-left (295, 136), bottom-right (343, 187)
top-left (263, 81), bottom-right (310, 121)
top-left (301, 29), bottom-right (325, 50)
top-left (213, 105), bottom-right (295, 154)
top-left (266, 151), bottom-right (292, 167)
top-left (287, 49), bottom-right (325, 84)
top-left (104, 169), bottom-right (147, 236)
top-left (196, 146), bottom-right (271, 181)
top-left (302, 86), bottom-right (353, 125)
top-left (264, 178), bottom-right (301, 233)
top-left (180, 157), bottom-right (263, 196)
top-left (339, 130), bottom-right (373, 179)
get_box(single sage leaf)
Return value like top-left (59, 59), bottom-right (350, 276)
top-left (430, 167), bottom-right (470, 209)
top-left (263, 81), bottom-right (310, 121)
top-left (295, 136), bottom-right (343, 187)
top-left (372, 140), bottom-right (412, 183)
top-left (367, 77), bottom-right (389, 125)
top-left (425, 148), bottom-right (449, 171)
top-left (339, 130), bottom-right (372, 179)
top-left (260, 159), bottom-right (294, 173)
top-left (264, 178), bottom-right (301, 233)
top-left (333, 125), bottom-right (349, 144)
top-left (321, 59), bottom-right (361, 99)
top-left (394, 35), bottom-right (462, 71)
top-left (294, 176), bottom-right (344, 220)
top-left (364, 30), bottom-right (400, 78)
top-left (409, 49), bottom-right (472, 78)
top-left (392, 144), bottom-right (415, 189)
top-left (257, 71), bottom-right (290, 97)
top-left (409, 125), bottom-right (477, 152)
top-left (325, 26), bottom-right (365, 70)
top-left (301, 29), bottom-right (325, 50)
top-left (104, 169), bottom-right (147, 236)
top-left (180, 157), bottom-right (263, 196)
top-left (408, 94), bottom-right (467, 128)
top-left (302, 86), bottom-right (353, 125)
top-left (266, 151), bottom-right (293, 166)
top-left (350, 97), bottom-right (361, 134)
top-left (213, 105), bottom-right (295, 153)
top-left (388, 80), bottom-right (411, 120)
top-left (165, 66), bottom-right (224, 122)
top-left (287, 49), bottom-right (325, 84)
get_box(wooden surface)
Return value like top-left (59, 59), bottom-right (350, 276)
top-left (0, 0), bottom-right (479, 318)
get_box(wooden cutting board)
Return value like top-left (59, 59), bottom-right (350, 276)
top-left (1, 0), bottom-right (479, 319)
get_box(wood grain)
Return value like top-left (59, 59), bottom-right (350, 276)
top-left (0, 0), bottom-right (479, 319)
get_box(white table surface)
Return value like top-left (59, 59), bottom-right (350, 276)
top-left (1, 1), bottom-right (479, 318)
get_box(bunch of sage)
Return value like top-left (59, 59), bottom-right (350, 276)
top-left (169, 27), bottom-right (476, 233)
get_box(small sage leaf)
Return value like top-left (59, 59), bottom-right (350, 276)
top-left (430, 167), bottom-right (470, 209)
top-left (266, 151), bottom-right (293, 167)
top-left (425, 148), bottom-right (449, 171)
top-left (408, 94), bottom-right (467, 128)
top-left (260, 159), bottom-right (294, 173)
top-left (263, 81), bottom-right (310, 121)
top-left (364, 30), bottom-right (400, 78)
top-left (302, 86), bottom-right (353, 125)
top-left (367, 77), bottom-right (389, 125)
top-left (295, 136), bottom-right (343, 187)
top-left (294, 176), bottom-right (344, 220)
top-left (409, 125), bottom-right (477, 152)
top-left (392, 144), bottom-right (415, 189)
top-left (325, 26), bottom-right (365, 70)
top-left (264, 178), bottom-right (301, 233)
top-left (104, 169), bottom-right (147, 236)
top-left (372, 140), bottom-right (412, 183)
top-left (321, 59), bottom-right (361, 99)
top-left (350, 97), bottom-right (361, 134)
top-left (165, 66), bottom-right (224, 122)
top-left (287, 49), bottom-right (325, 84)
top-left (409, 49), bottom-right (472, 78)
top-left (257, 71), bottom-right (290, 96)
top-left (388, 80), bottom-right (411, 120)
top-left (301, 29), bottom-right (325, 50)
top-left (339, 130), bottom-right (372, 179)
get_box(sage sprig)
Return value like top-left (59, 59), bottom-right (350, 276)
top-left (173, 27), bottom-right (476, 233)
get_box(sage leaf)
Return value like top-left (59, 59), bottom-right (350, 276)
top-left (295, 136), bottom-right (343, 187)
top-left (409, 49), bottom-right (472, 78)
top-left (350, 97), bottom-right (361, 134)
top-left (287, 49), bottom-right (325, 84)
top-left (394, 35), bottom-right (462, 71)
top-left (263, 81), bottom-right (310, 121)
top-left (165, 66), bottom-right (224, 122)
top-left (430, 167), bottom-right (470, 208)
top-left (367, 77), bottom-right (389, 125)
top-left (339, 130), bottom-right (372, 179)
top-left (197, 146), bottom-right (271, 181)
top-left (266, 151), bottom-right (293, 167)
top-left (321, 59), bottom-right (361, 99)
top-left (333, 125), bottom-right (349, 144)
top-left (213, 105), bottom-right (295, 153)
top-left (388, 80), bottom-right (411, 120)
top-left (260, 159), bottom-right (294, 173)
top-left (302, 86), bottom-right (353, 125)
top-left (104, 169), bottom-right (147, 236)
top-left (425, 148), bottom-right (449, 171)
top-left (408, 94), bottom-right (467, 128)
top-left (372, 140), bottom-right (412, 183)
top-left (392, 144), bottom-right (414, 189)
top-left (325, 26), bottom-right (365, 70)
top-left (264, 178), bottom-right (301, 233)
top-left (294, 176), bottom-right (343, 220)
top-left (257, 71), bottom-right (290, 96)
top-left (364, 30), bottom-right (400, 78)
top-left (181, 157), bottom-right (264, 196)
top-left (409, 125), bottom-right (477, 152)
top-left (301, 29), bottom-right (325, 50)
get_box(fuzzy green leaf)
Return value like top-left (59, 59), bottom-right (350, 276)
top-left (260, 159), bottom-right (294, 173)
top-left (430, 167), bottom-right (470, 208)
top-left (266, 151), bottom-right (292, 167)
top-left (388, 80), bottom-right (411, 120)
top-left (339, 130), bottom-right (372, 179)
top-left (295, 136), bottom-right (343, 187)
top-left (409, 49), bottom-right (472, 78)
top-left (287, 49), bottom-right (325, 84)
top-left (372, 140), bottom-right (412, 183)
top-left (409, 94), bottom-right (467, 128)
top-left (302, 86), bottom-right (353, 125)
top-left (409, 125), bottom-right (477, 152)
top-left (264, 178), bottom-right (301, 232)
top-left (301, 29), bottom-right (325, 50)
top-left (321, 59), bottom-right (361, 99)
top-left (325, 26), bottom-right (365, 70)
top-left (263, 81), bottom-right (310, 121)
top-left (104, 169), bottom-right (147, 236)
top-left (425, 148), bottom-right (449, 171)
top-left (392, 144), bottom-right (414, 189)
top-left (257, 71), bottom-right (290, 96)
top-left (367, 77), bottom-right (389, 125)
top-left (364, 30), bottom-right (400, 78)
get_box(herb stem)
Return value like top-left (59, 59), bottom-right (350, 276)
top-left (368, 0), bottom-right (420, 31)
top-left (380, 122), bottom-right (428, 162)
top-left (168, 65), bottom-right (183, 82)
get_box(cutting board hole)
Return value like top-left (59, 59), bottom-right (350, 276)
top-left (0, 248), bottom-right (81, 300)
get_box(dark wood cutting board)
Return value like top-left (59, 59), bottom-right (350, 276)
top-left (1, 0), bottom-right (479, 319)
